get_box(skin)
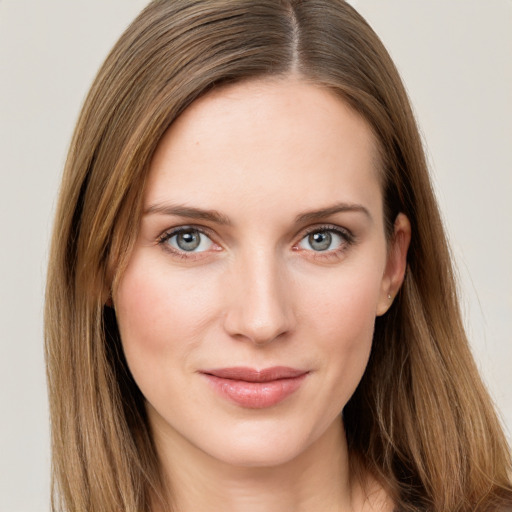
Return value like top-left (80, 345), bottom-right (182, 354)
top-left (114, 77), bottom-right (410, 512)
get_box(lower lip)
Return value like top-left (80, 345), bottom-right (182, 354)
top-left (203, 373), bottom-right (307, 409)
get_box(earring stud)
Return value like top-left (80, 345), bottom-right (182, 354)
top-left (387, 293), bottom-right (392, 300)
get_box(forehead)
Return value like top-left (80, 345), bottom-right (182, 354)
top-left (145, 77), bottom-right (382, 221)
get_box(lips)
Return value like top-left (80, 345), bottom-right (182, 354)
top-left (201, 366), bottom-right (308, 409)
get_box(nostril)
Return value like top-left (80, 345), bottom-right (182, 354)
top-left (222, 297), bottom-right (294, 345)
top-left (225, 318), bottom-right (291, 346)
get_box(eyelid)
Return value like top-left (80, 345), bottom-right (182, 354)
top-left (298, 223), bottom-right (355, 244)
top-left (292, 223), bottom-right (356, 259)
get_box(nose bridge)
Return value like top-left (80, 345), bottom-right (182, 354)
top-left (223, 246), bottom-right (294, 345)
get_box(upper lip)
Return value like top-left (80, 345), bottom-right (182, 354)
top-left (201, 366), bottom-right (308, 382)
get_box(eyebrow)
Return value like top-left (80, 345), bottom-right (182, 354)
top-left (143, 203), bottom-right (232, 225)
top-left (144, 201), bottom-right (371, 226)
top-left (294, 203), bottom-right (372, 224)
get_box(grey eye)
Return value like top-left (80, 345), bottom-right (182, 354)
top-left (308, 231), bottom-right (332, 251)
top-left (298, 230), bottom-right (344, 252)
top-left (167, 229), bottom-right (213, 252)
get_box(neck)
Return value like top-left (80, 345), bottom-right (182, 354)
top-left (151, 414), bottom-right (371, 512)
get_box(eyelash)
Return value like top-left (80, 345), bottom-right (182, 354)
top-left (156, 224), bottom-right (355, 261)
top-left (294, 224), bottom-right (355, 261)
top-left (157, 226), bottom-right (217, 260)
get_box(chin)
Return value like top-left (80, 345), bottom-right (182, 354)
top-left (195, 413), bottom-right (339, 470)
top-left (207, 436), bottom-right (310, 469)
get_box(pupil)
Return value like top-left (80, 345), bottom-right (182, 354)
top-left (177, 231), bottom-right (200, 251)
top-left (309, 231), bottom-right (332, 251)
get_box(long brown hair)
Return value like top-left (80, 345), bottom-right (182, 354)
top-left (45, 1), bottom-right (512, 510)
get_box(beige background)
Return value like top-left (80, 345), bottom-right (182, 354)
top-left (1, 1), bottom-right (510, 510)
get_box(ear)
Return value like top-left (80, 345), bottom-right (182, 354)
top-left (105, 294), bottom-right (114, 308)
top-left (376, 213), bottom-right (411, 316)
top-left (101, 272), bottom-right (114, 308)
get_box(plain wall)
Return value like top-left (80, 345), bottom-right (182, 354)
top-left (0, 1), bottom-right (510, 510)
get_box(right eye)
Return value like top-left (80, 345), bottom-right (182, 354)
top-left (159, 227), bottom-right (214, 253)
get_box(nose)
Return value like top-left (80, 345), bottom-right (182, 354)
top-left (222, 251), bottom-right (295, 346)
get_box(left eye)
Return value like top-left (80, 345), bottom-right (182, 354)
top-left (298, 229), bottom-right (345, 252)
top-left (164, 228), bottom-right (213, 252)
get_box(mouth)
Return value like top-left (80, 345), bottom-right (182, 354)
top-left (200, 366), bottom-right (309, 409)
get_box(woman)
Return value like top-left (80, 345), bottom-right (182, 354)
top-left (44, 1), bottom-right (512, 511)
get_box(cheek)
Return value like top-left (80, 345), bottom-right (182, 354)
top-left (113, 256), bottom-right (220, 378)
top-left (304, 260), bottom-right (383, 340)
top-left (299, 261), bottom-right (383, 400)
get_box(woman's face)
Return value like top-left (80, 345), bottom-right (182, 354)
top-left (114, 78), bottom-right (408, 468)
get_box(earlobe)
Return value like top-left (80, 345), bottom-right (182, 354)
top-left (376, 213), bottom-right (411, 316)
top-left (102, 283), bottom-right (114, 308)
